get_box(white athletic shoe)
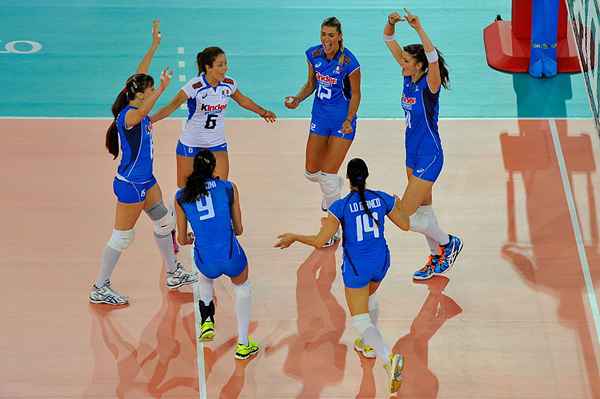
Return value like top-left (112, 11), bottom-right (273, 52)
top-left (166, 262), bottom-right (198, 290)
top-left (89, 282), bottom-right (129, 305)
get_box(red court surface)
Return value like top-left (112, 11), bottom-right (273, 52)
top-left (2, 118), bottom-right (600, 398)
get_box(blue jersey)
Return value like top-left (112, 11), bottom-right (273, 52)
top-left (305, 45), bottom-right (360, 117)
top-left (176, 179), bottom-right (242, 263)
top-left (401, 74), bottom-right (442, 156)
top-left (116, 106), bottom-right (154, 183)
top-left (329, 190), bottom-right (396, 264)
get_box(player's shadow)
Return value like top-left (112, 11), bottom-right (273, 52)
top-left (354, 276), bottom-right (462, 399)
top-left (85, 267), bottom-right (256, 398)
top-left (500, 73), bottom-right (600, 398)
top-left (266, 243), bottom-right (347, 398)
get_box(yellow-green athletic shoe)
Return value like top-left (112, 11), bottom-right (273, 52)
top-left (234, 338), bottom-right (260, 360)
top-left (198, 320), bottom-right (215, 342)
top-left (353, 337), bottom-right (376, 358)
top-left (383, 353), bottom-right (404, 394)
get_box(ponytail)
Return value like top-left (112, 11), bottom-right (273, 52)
top-left (105, 73), bottom-right (155, 159)
top-left (180, 150), bottom-right (217, 203)
top-left (347, 158), bottom-right (379, 226)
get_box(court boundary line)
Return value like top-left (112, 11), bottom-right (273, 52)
top-left (549, 119), bottom-right (600, 365)
top-left (192, 282), bottom-right (207, 399)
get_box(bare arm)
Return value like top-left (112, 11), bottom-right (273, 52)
top-left (345, 69), bottom-right (361, 121)
top-left (175, 199), bottom-right (194, 245)
top-left (231, 89), bottom-right (276, 123)
top-left (404, 9), bottom-right (441, 93)
top-left (230, 183), bottom-right (243, 236)
top-left (136, 20), bottom-right (161, 75)
top-left (150, 89), bottom-right (187, 123)
top-left (383, 12), bottom-right (406, 67)
top-left (284, 61), bottom-right (316, 109)
top-left (125, 69), bottom-right (172, 127)
top-left (274, 214), bottom-right (339, 249)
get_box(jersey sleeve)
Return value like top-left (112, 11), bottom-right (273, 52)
top-left (423, 75), bottom-right (441, 100)
top-left (305, 46), bottom-right (317, 66)
top-left (379, 191), bottom-right (397, 214)
top-left (175, 189), bottom-right (185, 206)
top-left (328, 198), bottom-right (344, 222)
top-left (222, 76), bottom-right (238, 95)
top-left (181, 78), bottom-right (199, 98)
top-left (344, 50), bottom-right (360, 76)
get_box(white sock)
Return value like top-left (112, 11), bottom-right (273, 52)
top-left (368, 295), bottom-right (379, 326)
top-left (353, 314), bottom-right (390, 363)
top-left (197, 272), bottom-right (214, 306)
top-left (410, 206), bottom-right (449, 246)
top-left (234, 281), bottom-right (251, 345)
top-left (154, 233), bottom-right (178, 273)
top-left (96, 246), bottom-right (122, 287)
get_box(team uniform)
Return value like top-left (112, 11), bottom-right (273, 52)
top-left (328, 190), bottom-right (397, 288)
top-left (401, 73), bottom-right (444, 182)
top-left (113, 105), bottom-right (157, 203)
top-left (176, 73), bottom-right (238, 157)
top-left (306, 45), bottom-right (360, 140)
top-left (176, 179), bottom-right (247, 279)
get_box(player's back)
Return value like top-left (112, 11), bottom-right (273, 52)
top-left (116, 105), bottom-right (153, 183)
top-left (329, 190), bottom-right (396, 262)
top-left (177, 179), bottom-right (237, 262)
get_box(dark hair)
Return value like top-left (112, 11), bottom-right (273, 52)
top-left (105, 73), bottom-right (154, 159)
top-left (321, 16), bottom-right (345, 64)
top-left (180, 150), bottom-right (217, 203)
top-left (196, 47), bottom-right (225, 75)
top-left (403, 44), bottom-right (450, 89)
top-left (347, 158), bottom-right (379, 226)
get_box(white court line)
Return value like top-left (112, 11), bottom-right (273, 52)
top-left (192, 281), bottom-right (208, 399)
top-left (549, 119), bottom-right (600, 361)
top-left (0, 116), bottom-right (594, 121)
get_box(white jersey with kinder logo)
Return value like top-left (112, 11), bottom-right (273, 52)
top-left (180, 73), bottom-right (238, 148)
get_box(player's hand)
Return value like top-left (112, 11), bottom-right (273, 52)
top-left (261, 110), bottom-right (277, 123)
top-left (403, 9), bottom-right (422, 31)
top-left (340, 119), bottom-right (353, 134)
top-left (152, 19), bottom-right (161, 47)
top-left (387, 12), bottom-right (404, 25)
top-left (274, 233), bottom-right (296, 249)
top-left (177, 232), bottom-right (194, 246)
top-left (159, 68), bottom-right (172, 90)
top-left (284, 96), bottom-right (300, 109)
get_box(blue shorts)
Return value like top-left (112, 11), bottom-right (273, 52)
top-left (176, 141), bottom-right (228, 158)
top-left (406, 152), bottom-right (444, 182)
top-left (113, 176), bottom-right (157, 204)
top-left (192, 242), bottom-right (248, 279)
top-left (342, 250), bottom-right (390, 289)
top-left (310, 114), bottom-right (356, 141)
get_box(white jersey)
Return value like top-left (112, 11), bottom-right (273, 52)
top-left (180, 73), bottom-right (238, 148)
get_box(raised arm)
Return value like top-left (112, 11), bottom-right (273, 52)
top-left (125, 68), bottom-right (172, 127)
top-left (274, 214), bottom-right (339, 249)
top-left (404, 9), bottom-right (441, 93)
top-left (284, 61), bottom-right (317, 109)
top-left (383, 12), bottom-right (406, 67)
top-left (136, 19), bottom-right (161, 75)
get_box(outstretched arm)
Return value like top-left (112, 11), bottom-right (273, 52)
top-left (275, 214), bottom-right (339, 249)
top-left (231, 89), bottom-right (276, 123)
top-left (284, 61), bottom-right (317, 109)
top-left (136, 19), bottom-right (161, 74)
top-left (383, 12), bottom-right (406, 67)
top-left (404, 9), bottom-right (441, 93)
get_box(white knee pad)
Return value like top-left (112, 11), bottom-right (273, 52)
top-left (319, 172), bottom-right (342, 210)
top-left (368, 294), bottom-right (379, 312)
top-left (107, 229), bottom-right (135, 252)
top-left (305, 170), bottom-right (320, 183)
top-left (409, 207), bottom-right (431, 234)
top-left (147, 202), bottom-right (175, 236)
top-left (351, 313), bottom-right (374, 336)
top-left (234, 281), bottom-right (251, 300)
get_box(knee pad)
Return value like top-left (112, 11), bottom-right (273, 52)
top-left (107, 229), bottom-right (135, 252)
top-left (318, 173), bottom-right (341, 197)
top-left (234, 281), bottom-right (251, 300)
top-left (351, 313), bottom-right (374, 336)
top-left (146, 201), bottom-right (175, 236)
top-left (409, 207), bottom-right (431, 234)
top-left (368, 294), bottom-right (379, 311)
top-left (305, 170), bottom-right (320, 183)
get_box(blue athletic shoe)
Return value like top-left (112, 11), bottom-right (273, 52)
top-left (434, 235), bottom-right (463, 275)
top-left (413, 255), bottom-right (439, 280)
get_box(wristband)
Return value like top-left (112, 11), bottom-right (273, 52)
top-left (383, 34), bottom-right (396, 42)
top-left (425, 49), bottom-right (438, 63)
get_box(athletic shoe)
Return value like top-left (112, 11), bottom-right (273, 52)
top-left (434, 235), bottom-right (463, 275)
top-left (166, 262), bottom-right (198, 289)
top-left (198, 320), bottom-right (215, 342)
top-left (234, 338), bottom-right (260, 360)
top-left (354, 337), bottom-right (376, 358)
top-left (383, 353), bottom-right (404, 394)
top-left (413, 255), bottom-right (439, 280)
top-left (89, 283), bottom-right (129, 305)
